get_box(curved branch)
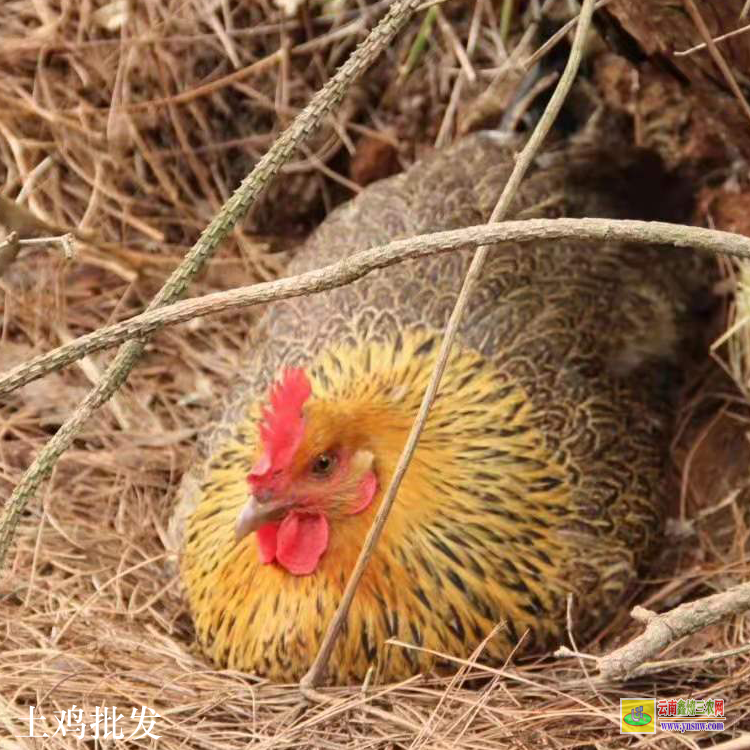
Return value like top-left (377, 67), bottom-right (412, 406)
top-left (1, 217), bottom-right (748, 399)
top-left (598, 582), bottom-right (750, 680)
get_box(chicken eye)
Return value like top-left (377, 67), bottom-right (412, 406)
top-left (311, 452), bottom-right (336, 477)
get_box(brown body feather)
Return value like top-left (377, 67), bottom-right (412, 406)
top-left (177, 132), bottom-right (709, 683)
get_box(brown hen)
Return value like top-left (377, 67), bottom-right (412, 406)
top-left (175, 130), bottom-right (709, 683)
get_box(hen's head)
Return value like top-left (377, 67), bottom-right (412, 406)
top-left (235, 368), bottom-right (379, 575)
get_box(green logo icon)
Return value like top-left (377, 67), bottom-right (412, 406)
top-left (623, 706), bottom-right (652, 727)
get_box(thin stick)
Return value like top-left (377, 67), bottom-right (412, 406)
top-left (0, 0), bottom-right (427, 570)
top-left (299, 0), bottom-right (598, 694)
top-left (0, 233), bottom-right (77, 275)
top-left (674, 21), bottom-right (750, 57)
top-left (435, 7), bottom-right (475, 83)
top-left (597, 583), bottom-right (750, 680)
top-left (682, 0), bottom-right (750, 126)
top-left (625, 642), bottom-right (750, 679)
top-left (2, 217), bottom-right (748, 398)
top-left (15, 155), bottom-right (56, 203)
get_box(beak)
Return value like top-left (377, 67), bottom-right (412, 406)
top-left (235, 494), bottom-right (291, 543)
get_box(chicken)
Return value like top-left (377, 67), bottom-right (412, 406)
top-left (176, 129), bottom-right (710, 684)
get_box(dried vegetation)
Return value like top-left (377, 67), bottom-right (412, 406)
top-left (1, 0), bottom-right (749, 747)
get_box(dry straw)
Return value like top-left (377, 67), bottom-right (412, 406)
top-left (1, 0), bottom-right (750, 747)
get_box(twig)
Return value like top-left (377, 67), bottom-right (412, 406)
top-left (15, 155), bottom-right (56, 204)
top-left (500, 0), bottom-right (514, 43)
top-left (299, 0), bottom-right (598, 695)
top-left (626, 642), bottom-right (750, 679)
top-left (435, 7), bottom-right (475, 83)
top-left (597, 583), bottom-right (750, 680)
top-left (559, 640), bottom-right (750, 680)
top-left (564, 593), bottom-right (596, 690)
top-left (434, 0), bottom-right (483, 147)
top-left (682, 0), bottom-right (750, 126)
top-left (554, 646), bottom-right (598, 661)
top-left (0, 0), bottom-right (427, 570)
top-left (0, 212), bottom-right (74, 277)
top-left (0, 233), bottom-right (77, 266)
top-left (674, 21), bottom-right (750, 57)
top-left (115, 50), bottom-right (285, 113)
top-left (2, 217), bottom-right (748, 398)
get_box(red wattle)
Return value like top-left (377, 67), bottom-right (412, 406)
top-left (275, 511), bottom-right (329, 575)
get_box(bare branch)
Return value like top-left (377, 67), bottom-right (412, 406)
top-left (0, 0), bottom-right (427, 570)
top-left (597, 582), bottom-right (750, 680)
top-left (0, 232), bottom-right (76, 279)
top-left (674, 21), bottom-right (750, 57)
top-left (627, 642), bottom-right (750, 678)
top-left (2, 217), bottom-right (748, 399)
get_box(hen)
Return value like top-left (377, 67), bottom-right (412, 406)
top-left (176, 129), bottom-right (708, 683)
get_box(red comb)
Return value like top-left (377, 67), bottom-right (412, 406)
top-left (249, 368), bottom-right (311, 492)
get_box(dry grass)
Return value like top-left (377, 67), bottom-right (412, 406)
top-left (1, 0), bottom-right (750, 748)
